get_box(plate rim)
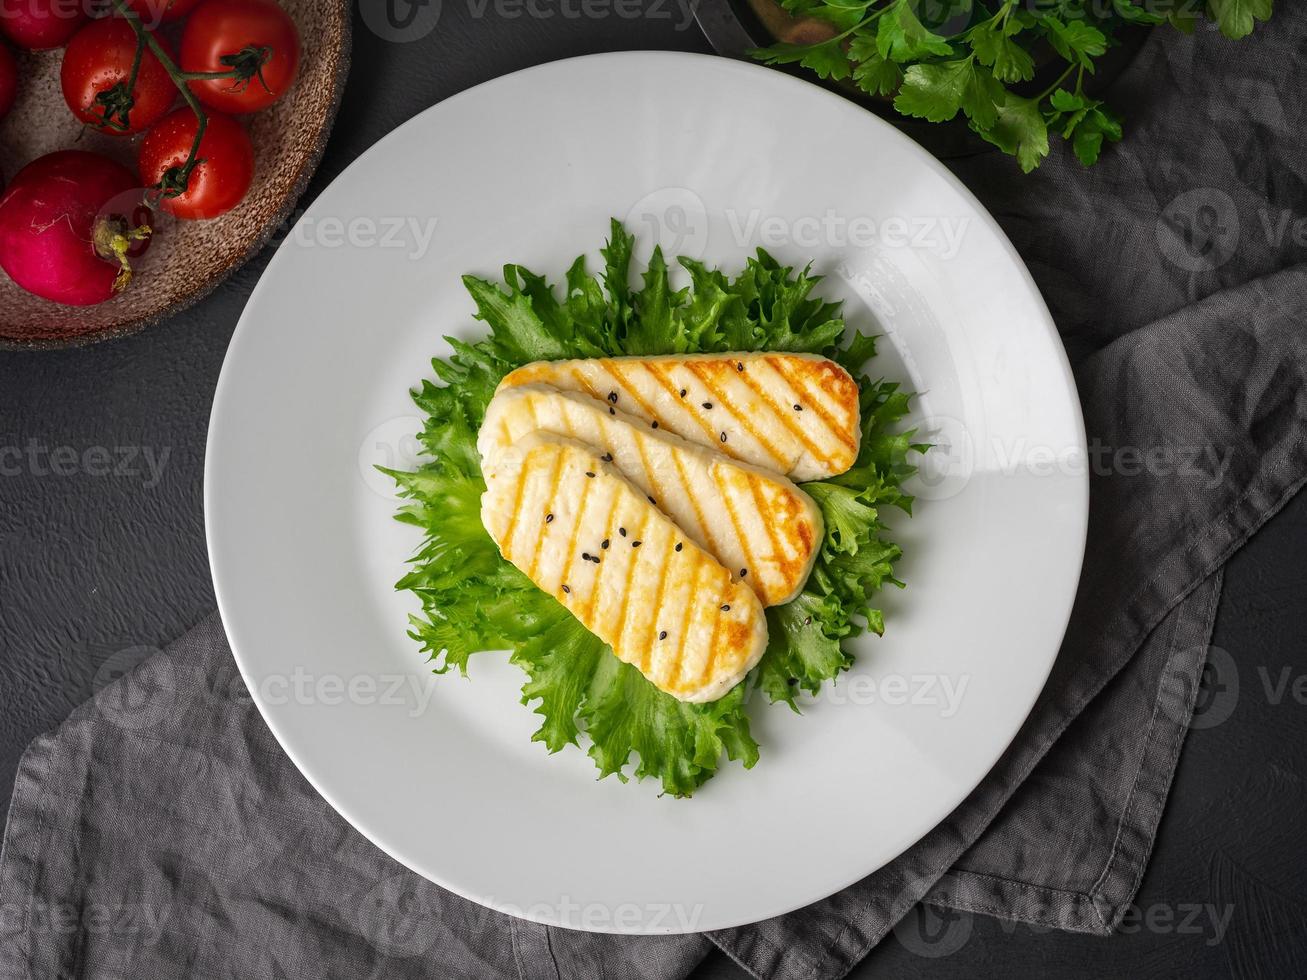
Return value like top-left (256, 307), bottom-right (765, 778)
top-left (205, 49), bottom-right (1089, 934)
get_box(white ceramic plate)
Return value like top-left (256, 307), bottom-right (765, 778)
top-left (206, 52), bottom-right (1087, 934)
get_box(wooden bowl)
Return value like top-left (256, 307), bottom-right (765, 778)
top-left (0, 0), bottom-right (351, 349)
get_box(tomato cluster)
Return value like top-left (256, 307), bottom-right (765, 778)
top-left (0, 0), bottom-right (300, 305)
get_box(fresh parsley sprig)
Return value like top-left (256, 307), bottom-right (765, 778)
top-left (754, 0), bottom-right (1273, 171)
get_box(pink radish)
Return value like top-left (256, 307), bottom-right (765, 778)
top-left (0, 150), bottom-right (153, 306)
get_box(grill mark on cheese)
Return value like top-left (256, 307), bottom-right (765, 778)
top-left (712, 466), bottom-right (759, 592)
top-left (642, 361), bottom-right (733, 454)
top-left (556, 468), bottom-right (592, 599)
top-left (640, 531), bottom-right (674, 675)
top-left (526, 449), bottom-right (565, 582)
top-left (693, 575), bottom-right (728, 688)
top-left (626, 516), bottom-right (665, 674)
top-left (581, 490), bottom-right (621, 624)
top-left (602, 360), bottom-right (661, 421)
top-left (611, 510), bottom-right (649, 657)
top-left (670, 449), bottom-right (717, 554)
top-left (666, 556), bottom-right (703, 692)
top-left (733, 364), bottom-right (834, 466)
top-left (745, 471), bottom-right (789, 604)
top-left (765, 356), bottom-right (857, 451)
top-left (499, 463), bottom-right (529, 561)
top-left (568, 365), bottom-right (604, 402)
top-left (631, 428), bottom-right (660, 506)
top-left (683, 361), bottom-right (795, 469)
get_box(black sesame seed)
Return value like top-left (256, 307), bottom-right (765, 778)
top-left (607, 391), bottom-right (618, 403)
top-left (545, 513), bottom-right (554, 523)
top-left (736, 361), bottom-right (744, 371)
top-left (562, 584), bottom-right (571, 594)
top-left (632, 540), bottom-right (642, 548)
top-left (702, 402), bottom-right (713, 410)
top-left (720, 603), bottom-right (730, 611)
top-left (679, 388), bottom-right (687, 398)
top-left (658, 631), bottom-right (667, 640)
top-left (720, 432), bottom-right (727, 443)
top-left (648, 495), bottom-right (656, 505)
top-left (803, 616), bottom-right (812, 625)
top-left (651, 421), bottom-right (659, 429)
top-left (793, 404), bottom-right (803, 411)
top-left (609, 407), bottom-right (615, 415)
top-left (582, 552), bottom-right (591, 561)
top-left (590, 555), bottom-right (601, 564)
top-left (619, 527), bottom-right (627, 537)
top-left (601, 539), bottom-right (610, 550)
top-left (675, 542), bottom-right (683, 552)
top-left (740, 568), bottom-right (748, 578)
top-left (601, 452), bottom-right (613, 462)
top-left (585, 471), bottom-right (596, 478)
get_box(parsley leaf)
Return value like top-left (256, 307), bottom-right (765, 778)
top-left (977, 94), bottom-right (1050, 174)
top-left (894, 57), bottom-right (1006, 129)
top-left (753, 38), bottom-right (854, 81)
top-left (1041, 16), bottom-right (1108, 71)
top-left (1207, 0), bottom-right (1273, 39)
top-left (748, 0), bottom-right (1272, 173)
top-left (850, 35), bottom-right (903, 96)
top-left (969, 17), bottom-right (1036, 83)
top-left (877, 0), bottom-right (955, 62)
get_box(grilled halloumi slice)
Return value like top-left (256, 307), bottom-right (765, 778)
top-left (479, 384), bottom-right (822, 607)
top-left (480, 434), bottom-right (767, 703)
top-left (498, 353), bottom-right (861, 482)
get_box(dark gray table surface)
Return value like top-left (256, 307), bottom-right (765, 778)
top-left (2, 7), bottom-right (1305, 978)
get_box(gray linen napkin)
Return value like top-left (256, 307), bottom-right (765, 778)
top-left (5, 12), bottom-right (1307, 980)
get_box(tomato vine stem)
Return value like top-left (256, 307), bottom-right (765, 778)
top-left (105, 1), bottom-right (271, 203)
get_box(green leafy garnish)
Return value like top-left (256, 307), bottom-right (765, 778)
top-left (754, 0), bottom-right (1272, 172)
top-left (391, 221), bottom-right (919, 796)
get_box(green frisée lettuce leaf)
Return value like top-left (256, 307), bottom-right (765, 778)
top-left (391, 220), bottom-right (919, 796)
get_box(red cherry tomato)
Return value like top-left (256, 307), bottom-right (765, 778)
top-left (180, 0), bottom-right (299, 115)
top-left (139, 109), bottom-right (254, 220)
top-left (61, 18), bottom-right (176, 136)
top-left (0, 0), bottom-right (87, 50)
top-left (0, 43), bottom-right (17, 119)
top-left (117, 0), bottom-right (202, 27)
